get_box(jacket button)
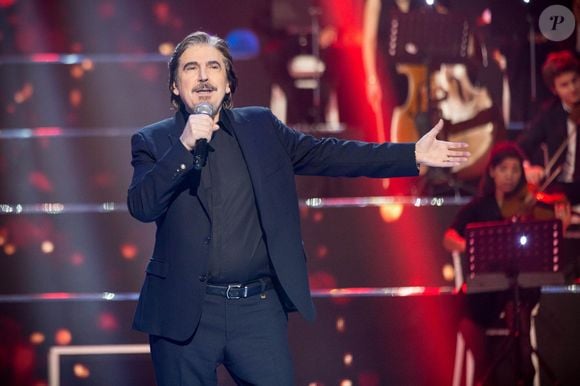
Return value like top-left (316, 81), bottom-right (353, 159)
top-left (203, 236), bottom-right (211, 245)
top-left (199, 275), bottom-right (207, 282)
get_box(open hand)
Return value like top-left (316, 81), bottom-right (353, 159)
top-left (415, 119), bottom-right (470, 167)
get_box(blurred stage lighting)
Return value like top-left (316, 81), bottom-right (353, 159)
top-left (226, 29), bottom-right (260, 60)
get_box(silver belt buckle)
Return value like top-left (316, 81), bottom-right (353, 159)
top-left (226, 284), bottom-right (246, 299)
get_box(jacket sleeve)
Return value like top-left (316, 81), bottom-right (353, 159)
top-left (127, 130), bottom-right (195, 222)
top-left (517, 109), bottom-right (550, 165)
top-left (267, 110), bottom-right (419, 178)
top-left (450, 199), bottom-right (480, 238)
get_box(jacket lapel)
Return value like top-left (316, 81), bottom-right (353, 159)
top-left (222, 109), bottom-right (265, 194)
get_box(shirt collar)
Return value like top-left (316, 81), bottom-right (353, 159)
top-left (562, 101), bottom-right (572, 113)
top-left (218, 109), bottom-right (234, 136)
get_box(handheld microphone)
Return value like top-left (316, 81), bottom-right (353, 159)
top-left (192, 102), bottom-right (214, 170)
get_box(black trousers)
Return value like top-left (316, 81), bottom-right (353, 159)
top-left (149, 288), bottom-right (294, 386)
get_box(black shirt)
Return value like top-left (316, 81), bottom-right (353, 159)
top-left (200, 112), bottom-right (272, 284)
top-left (450, 195), bottom-right (503, 237)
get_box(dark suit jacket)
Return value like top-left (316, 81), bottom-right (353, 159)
top-left (518, 100), bottom-right (569, 169)
top-left (128, 106), bottom-right (419, 341)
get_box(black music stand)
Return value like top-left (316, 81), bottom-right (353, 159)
top-left (465, 218), bottom-right (564, 385)
top-left (387, 11), bottom-right (471, 64)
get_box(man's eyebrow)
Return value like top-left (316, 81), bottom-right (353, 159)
top-left (207, 60), bottom-right (222, 67)
top-left (181, 60), bottom-right (222, 69)
top-left (181, 60), bottom-right (199, 69)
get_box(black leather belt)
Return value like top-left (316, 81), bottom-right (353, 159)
top-left (206, 277), bottom-right (273, 299)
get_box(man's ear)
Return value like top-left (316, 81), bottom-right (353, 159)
top-left (171, 83), bottom-right (180, 96)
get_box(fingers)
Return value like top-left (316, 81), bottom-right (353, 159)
top-left (442, 158), bottom-right (468, 166)
top-left (446, 150), bottom-right (470, 163)
top-left (441, 157), bottom-right (467, 165)
top-left (188, 116), bottom-right (217, 144)
top-left (428, 119), bottom-right (444, 137)
top-left (448, 149), bottom-right (471, 158)
top-left (421, 151), bottom-right (470, 167)
top-left (436, 138), bottom-right (469, 148)
top-left (441, 141), bottom-right (471, 158)
top-left (188, 114), bottom-right (215, 140)
top-left (436, 147), bottom-right (471, 167)
top-left (446, 142), bottom-right (469, 148)
top-left (180, 115), bottom-right (216, 150)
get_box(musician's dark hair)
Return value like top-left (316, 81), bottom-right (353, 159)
top-left (168, 31), bottom-right (238, 110)
top-left (479, 141), bottom-right (527, 198)
top-left (542, 50), bottom-right (580, 91)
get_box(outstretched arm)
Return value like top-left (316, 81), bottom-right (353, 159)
top-left (415, 119), bottom-right (470, 167)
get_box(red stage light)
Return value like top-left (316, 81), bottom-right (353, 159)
top-left (120, 243), bottom-right (138, 260)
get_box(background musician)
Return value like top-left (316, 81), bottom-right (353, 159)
top-left (518, 50), bottom-right (580, 206)
top-left (444, 141), bottom-right (571, 257)
top-left (443, 141), bottom-right (570, 385)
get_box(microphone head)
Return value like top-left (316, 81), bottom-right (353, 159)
top-left (193, 102), bottom-right (214, 116)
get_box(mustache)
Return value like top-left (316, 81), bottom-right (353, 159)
top-left (193, 83), bottom-right (217, 92)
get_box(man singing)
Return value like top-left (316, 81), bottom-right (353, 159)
top-left (127, 31), bottom-right (468, 386)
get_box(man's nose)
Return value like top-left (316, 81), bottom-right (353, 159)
top-left (198, 67), bottom-right (208, 82)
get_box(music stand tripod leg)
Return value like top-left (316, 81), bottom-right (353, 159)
top-left (475, 278), bottom-right (526, 386)
top-left (530, 347), bottom-right (560, 386)
top-left (475, 324), bottom-right (517, 386)
top-left (516, 288), bottom-right (560, 385)
top-left (476, 281), bottom-right (560, 386)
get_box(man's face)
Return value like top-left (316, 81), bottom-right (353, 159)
top-left (171, 44), bottom-right (231, 116)
top-left (552, 71), bottom-right (580, 108)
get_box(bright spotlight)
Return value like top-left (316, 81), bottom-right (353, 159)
top-left (343, 352), bottom-right (354, 367)
top-left (41, 240), bottom-right (54, 254)
top-left (519, 235), bottom-right (528, 246)
top-left (336, 317), bottom-right (346, 333)
top-left (73, 363), bottom-right (90, 378)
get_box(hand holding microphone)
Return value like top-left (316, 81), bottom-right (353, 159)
top-left (179, 102), bottom-right (216, 170)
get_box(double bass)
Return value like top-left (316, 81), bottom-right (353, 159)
top-left (387, 10), bottom-right (506, 182)
top-left (391, 61), bottom-right (502, 180)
